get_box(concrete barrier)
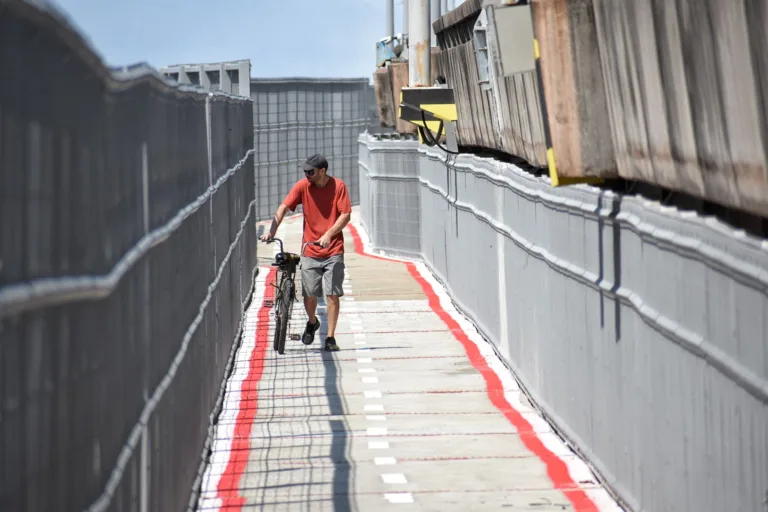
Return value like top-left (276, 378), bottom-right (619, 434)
top-left (359, 132), bottom-right (768, 512)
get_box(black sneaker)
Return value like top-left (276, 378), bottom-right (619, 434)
top-left (302, 318), bottom-right (320, 345)
top-left (324, 336), bottom-right (340, 352)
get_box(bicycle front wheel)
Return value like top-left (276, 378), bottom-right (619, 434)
top-left (275, 277), bottom-right (294, 355)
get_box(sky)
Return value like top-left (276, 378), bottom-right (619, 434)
top-left (52, 0), bottom-right (411, 80)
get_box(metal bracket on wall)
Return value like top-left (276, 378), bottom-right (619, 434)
top-left (398, 86), bottom-right (460, 154)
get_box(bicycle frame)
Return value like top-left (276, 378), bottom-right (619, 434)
top-left (263, 237), bottom-right (319, 327)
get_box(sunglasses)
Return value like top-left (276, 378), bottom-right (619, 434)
top-left (304, 169), bottom-right (316, 176)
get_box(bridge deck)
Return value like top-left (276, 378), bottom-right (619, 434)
top-left (197, 207), bottom-right (622, 511)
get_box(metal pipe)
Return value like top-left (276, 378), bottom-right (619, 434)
top-left (441, 0), bottom-right (448, 14)
top-left (403, 0), bottom-right (409, 39)
top-left (387, 0), bottom-right (395, 40)
top-left (408, 0), bottom-right (430, 86)
top-left (430, 0), bottom-right (440, 46)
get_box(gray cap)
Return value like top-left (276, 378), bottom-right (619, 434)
top-left (301, 154), bottom-right (328, 171)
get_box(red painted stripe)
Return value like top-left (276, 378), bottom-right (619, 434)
top-left (346, 224), bottom-right (598, 511)
top-left (216, 267), bottom-right (277, 511)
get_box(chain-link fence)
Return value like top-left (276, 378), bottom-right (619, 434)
top-left (251, 78), bottom-right (375, 221)
top-left (0, 2), bottom-right (257, 511)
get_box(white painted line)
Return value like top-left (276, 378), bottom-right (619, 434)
top-left (368, 441), bottom-right (390, 449)
top-left (374, 457), bottom-right (397, 466)
top-left (357, 357), bottom-right (373, 363)
top-left (364, 391), bottom-right (383, 398)
top-left (364, 404), bottom-right (384, 411)
top-left (362, 377), bottom-right (379, 384)
top-left (408, 258), bottom-right (624, 512)
top-left (198, 268), bottom-right (270, 504)
top-left (367, 415), bottom-right (387, 421)
top-left (343, 297), bottom-right (356, 302)
top-left (367, 427), bottom-right (387, 436)
top-left (355, 341), bottom-right (367, 345)
top-left (381, 473), bottom-right (407, 484)
top-left (354, 333), bottom-right (366, 339)
top-left (384, 493), bottom-right (414, 504)
top-left (358, 368), bottom-right (376, 373)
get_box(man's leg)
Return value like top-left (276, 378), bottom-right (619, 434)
top-left (321, 255), bottom-right (346, 351)
top-left (304, 295), bottom-right (318, 324)
top-left (300, 259), bottom-right (323, 345)
top-left (326, 295), bottom-right (340, 338)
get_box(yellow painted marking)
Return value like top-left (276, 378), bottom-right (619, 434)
top-left (534, 38), bottom-right (540, 60)
top-left (420, 103), bottom-right (458, 122)
top-left (547, 147), bottom-right (605, 186)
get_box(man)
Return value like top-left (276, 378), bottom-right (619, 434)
top-left (260, 154), bottom-right (352, 352)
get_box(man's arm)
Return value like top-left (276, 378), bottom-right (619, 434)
top-left (318, 212), bottom-right (350, 248)
top-left (263, 204), bottom-right (290, 240)
top-left (262, 182), bottom-right (302, 241)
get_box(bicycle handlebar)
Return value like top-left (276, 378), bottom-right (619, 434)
top-left (264, 237), bottom-right (320, 257)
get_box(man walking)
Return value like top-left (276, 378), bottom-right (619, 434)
top-left (260, 154), bottom-right (352, 352)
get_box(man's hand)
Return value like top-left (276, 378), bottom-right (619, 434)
top-left (260, 231), bottom-right (274, 243)
top-left (318, 233), bottom-right (332, 248)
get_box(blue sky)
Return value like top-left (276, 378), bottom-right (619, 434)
top-left (53, 0), bottom-right (410, 80)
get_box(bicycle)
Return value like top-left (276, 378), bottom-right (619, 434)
top-left (263, 237), bottom-right (319, 355)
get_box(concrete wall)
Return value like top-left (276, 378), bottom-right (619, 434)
top-left (251, 78), bottom-right (375, 221)
top-left (358, 133), bottom-right (768, 512)
top-left (0, 3), bottom-right (256, 511)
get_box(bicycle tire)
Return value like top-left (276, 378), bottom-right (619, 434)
top-left (275, 277), bottom-right (294, 355)
top-left (273, 284), bottom-right (283, 353)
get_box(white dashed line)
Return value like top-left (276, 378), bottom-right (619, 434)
top-left (364, 404), bottom-right (384, 411)
top-left (362, 377), bottom-right (379, 383)
top-left (354, 333), bottom-right (366, 339)
top-left (356, 347), bottom-right (370, 353)
top-left (381, 474), bottom-right (407, 484)
top-left (365, 391), bottom-right (383, 398)
top-left (367, 427), bottom-right (388, 436)
top-left (368, 441), bottom-right (390, 449)
top-left (358, 368), bottom-right (376, 373)
top-left (384, 493), bottom-right (414, 504)
top-left (374, 457), bottom-right (397, 466)
top-left (357, 358), bottom-right (373, 363)
top-left (355, 341), bottom-right (367, 345)
top-left (366, 415), bottom-right (387, 421)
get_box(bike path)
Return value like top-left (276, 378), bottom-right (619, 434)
top-left (197, 207), bottom-right (623, 511)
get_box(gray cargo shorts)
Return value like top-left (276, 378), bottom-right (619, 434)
top-left (301, 254), bottom-right (345, 297)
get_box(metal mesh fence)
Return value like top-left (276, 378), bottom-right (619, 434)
top-left (251, 78), bottom-right (375, 221)
top-left (0, 2), bottom-right (257, 511)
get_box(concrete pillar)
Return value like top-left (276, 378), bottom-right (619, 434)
top-left (238, 61), bottom-right (251, 98)
top-left (220, 63), bottom-right (232, 94)
top-left (408, 0), bottom-right (431, 86)
top-left (430, 0), bottom-right (440, 46)
top-left (387, 0), bottom-right (395, 40)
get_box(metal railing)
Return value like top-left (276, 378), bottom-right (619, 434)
top-left (0, 2), bottom-right (257, 510)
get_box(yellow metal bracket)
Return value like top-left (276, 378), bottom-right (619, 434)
top-left (398, 87), bottom-right (458, 146)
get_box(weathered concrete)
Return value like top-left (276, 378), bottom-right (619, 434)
top-left (197, 206), bottom-right (623, 511)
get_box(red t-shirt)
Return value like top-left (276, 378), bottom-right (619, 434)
top-left (282, 177), bottom-right (352, 258)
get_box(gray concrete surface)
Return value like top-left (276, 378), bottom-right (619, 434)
top-left (197, 208), bottom-right (622, 511)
